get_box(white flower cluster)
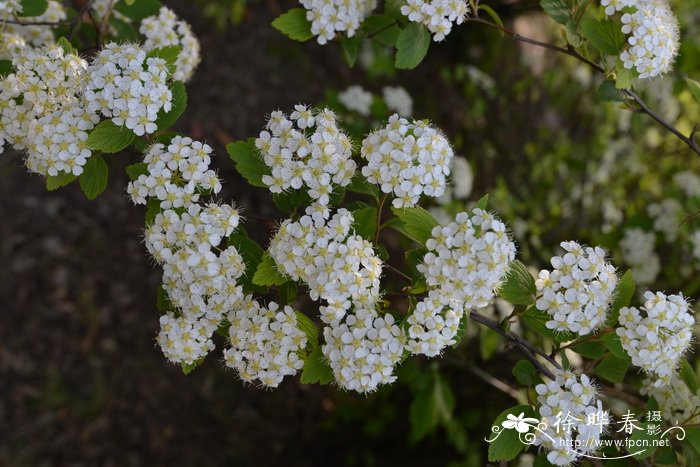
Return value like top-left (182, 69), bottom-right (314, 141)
top-left (534, 369), bottom-right (607, 466)
top-left (642, 377), bottom-right (700, 424)
top-left (602, 0), bottom-right (680, 79)
top-left (0, 43), bottom-right (100, 175)
top-left (411, 209), bottom-right (515, 355)
top-left (647, 198), bottom-right (681, 241)
top-left (0, 31), bottom-right (26, 60)
top-left (301, 0), bottom-right (376, 45)
top-left (400, 0), bottom-right (470, 42)
top-left (140, 7), bottom-right (201, 82)
top-left (86, 42), bottom-right (173, 136)
top-left (617, 290), bottom-right (694, 387)
top-left (361, 114), bottom-right (454, 208)
top-left (6, 0), bottom-right (66, 47)
top-left (127, 136), bottom-right (221, 208)
top-left (338, 85), bottom-right (373, 116)
top-left (535, 242), bottom-right (617, 336)
top-left (382, 86), bottom-right (413, 117)
top-left (0, 0), bottom-right (22, 15)
top-left (256, 106), bottom-right (356, 207)
top-left (619, 227), bottom-right (659, 285)
top-left (322, 303), bottom-right (404, 392)
top-left (224, 299), bottom-right (307, 387)
top-left (437, 155), bottom-right (473, 203)
top-left (673, 170), bottom-right (700, 198)
top-left (269, 207), bottom-right (382, 320)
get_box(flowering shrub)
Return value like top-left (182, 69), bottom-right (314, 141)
top-left (3, 0), bottom-right (700, 465)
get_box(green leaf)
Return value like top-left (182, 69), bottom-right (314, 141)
top-left (18, 0), bottom-right (48, 17)
top-left (499, 260), bottom-right (536, 305)
top-left (475, 193), bottom-right (489, 210)
top-left (227, 232), bottom-right (266, 293)
top-left (279, 281), bottom-right (298, 305)
top-left (252, 252), bottom-right (287, 287)
top-left (296, 311), bottom-right (318, 352)
top-left (156, 283), bottom-right (173, 312)
top-left (361, 15), bottom-right (400, 47)
top-left (594, 354), bottom-right (629, 383)
top-left (87, 120), bottom-right (136, 153)
top-left (410, 388), bottom-right (439, 441)
top-left (570, 341), bottom-right (607, 359)
top-left (145, 197), bottom-right (162, 225)
top-left (79, 155), bottom-right (109, 200)
top-left (478, 5), bottom-right (504, 30)
top-left (146, 45), bottom-right (182, 75)
top-left (340, 36), bottom-right (360, 67)
top-left (685, 427), bottom-right (700, 456)
top-left (271, 8), bottom-right (313, 42)
top-left (390, 206), bottom-right (439, 245)
top-left (521, 307), bottom-right (574, 343)
top-left (581, 19), bottom-right (626, 55)
top-left (598, 332), bottom-right (627, 359)
top-left (615, 59), bottom-right (637, 89)
top-left (512, 360), bottom-right (538, 386)
top-left (629, 422), bottom-right (658, 459)
top-left (679, 358), bottom-right (699, 394)
top-left (225, 140), bottom-right (270, 188)
top-left (540, 0), bottom-right (570, 25)
top-left (347, 174), bottom-right (380, 200)
top-left (46, 172), bottom-right (77, 191)
top-left (56, 37), bottom-right (78, 56)
top-left (180, 357), bottom-right (204, 375)
top-left (126, 162), bottom-right (148, 181)
top-left (351, 206), bottom-right (378, 241)
top-left (607, 270), bottom-right (635, 326)
top-left (654, 446), bottom-right (678, 464)
top-left (433, 374), bottom-right (455, 422)
top-left (300, 346), bottom-right (334, 384)
top-left (0, 59), bottom-right (12, 78)
top-left (115, 0), bottom-right (162, 21)
top-left (155, 81), bottom-right (187, 131)
top-left (272, 190), bottom-right (312, 214)
top-left (686, 78), bottom-right (700, 103)
top-left (488, 405), bottom-right (537, 461)
top-left (395, 23), bottom-right (430, 70)
top-left (598, 79), bottom-right (626, 102)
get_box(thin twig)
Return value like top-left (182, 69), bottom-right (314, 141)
top-left (469, 365), bottom-right (523, 401)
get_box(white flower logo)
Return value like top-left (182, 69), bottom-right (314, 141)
top-left (502, 412), bottom-right (539, 433)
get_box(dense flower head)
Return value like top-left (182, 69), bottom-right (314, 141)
top-left (418, 208), bottom-right (516, 311)
top-left (338, 85), bottom-right (372, 116)
top-left (140, 7), bottom-right (201, 82)
top-left (86, 42), bottom-right (173, 136)
top-left (382, 86), bottom-right (413, 117)
top-left (647, 198), bottom-right (681, 241)
top-left (536, 241), bottom-right (618, 336)
top-left (301, 0), bottom-right (376, 45)
top-left (617, 290), bottom-right (695, 387)
top-left (256, 105), bottom-right (356, 205)
top-left (400, 0), bottom-right (470, 41)
top-left (534, 369), bottom-right (607, 466)
top-left (157, 313), bottom-right (220, 365)
top-left (269, 206), bottom-right (383, 320)
top-left (6, 0), bottom-right (66, 47)
top-left (322, 303), bottom-right (405, 393)
top-left (642, 377), bottom-right (700, 424)
top-left (127, 136), bottom-right (221, 208)
top-left (224, 299), bottom-right (307, 387)
top-left (619, 227), bottom-right (659, 285)
top-left (406, 290), bottom-right (463, 356)
top-left (0, 31), bottom-right (27, 60)
top-left (361, 114), bottom-right (454, 208)
top-left (602, 0), bottom-right (680, 79)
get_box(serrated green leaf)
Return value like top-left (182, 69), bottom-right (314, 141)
top-left (115, 0), bottom-right (162, 20)
top-left (155, 81), bottom-right (187, 131)
top-left (512, 360), bottom-right (538, 386)
top-left (615, 59), bottom-right (637, 89)
top-left (225, 140), bottom-right (270, 188)
top-left (475, 193), bottom-right (489, 210)
top-left (594, 354), bottom-right (629, 383)
top-left (499, 260), bottom-right (536, 305)
top-left (686, 78), bottom-right (700, 103)
top-left (126, 162), bottom-right (148, 181)
top-left (87, 120), bottom-right (136, 153)
top-left (570, 341), bottom-right (607, 359)
top-left (79, 155), bottom-right (109, 200)
top-left (680, 358), bottom-right (699, 394)
top-left (252, 252), bottom-right (287, 287)
top-left (271, 8), bottom-right (313, 42)
top-left (607, 270), bottom-right (635, 326)
top-left (19, 0), bottom-right (48, 17)
top-left (581, 19), bottom-right (626, 55)
top-left (300, 346), bottom-right (333, 384)
top-left (340, 36), bottom-right (360, 67)
top-left (540, 0), bottom-right (570, 25)
top-left (46, 172), bottom-right (77, 191)
top-left (395, 23), bottom-right (430, 70)
top-left (488, 405), bottom-right (536, 461)
top-left (598, 332), bottom-right (627, 359)
top-left (351, 206), bottom-right (377, 241)
top-left (390, 206), bottom-right (439, 245)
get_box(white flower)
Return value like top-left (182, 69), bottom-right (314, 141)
top-left (536, 241), bottom-right (618, 336)
top-left (301, 0), bottom-right (377, 44)
top-left (647, 198), bottom-right (682, 241)
top-left (338, 85), bottom-right (373, 116)
top-left (673, 170), bottom-right (700, 198)
top-left (5, 1), bottom-right (66, 47)
top-left (641, 377), bottom-right (700, 424)
top-left (400, 0), bottom-right (470, 41)
top-left (382, 86), bottom-right (413, 117)
top-left (619, 228), bottom-right (659, 285)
